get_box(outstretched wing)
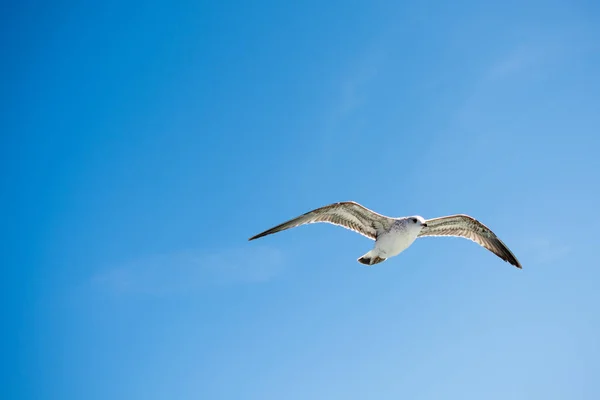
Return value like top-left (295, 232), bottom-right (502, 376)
top-left (418, 214), bottom-right (522, 269)
top-left (249, 201), bottom-right (394, 241)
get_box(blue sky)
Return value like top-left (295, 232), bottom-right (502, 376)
top-left (3, 1), bottom-right (600, 399)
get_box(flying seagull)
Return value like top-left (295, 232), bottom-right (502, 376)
top-left (249, 201), bottom-right (521, 269)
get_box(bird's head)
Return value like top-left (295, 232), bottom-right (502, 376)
top-left (408, 216), bottom-right (427, 229)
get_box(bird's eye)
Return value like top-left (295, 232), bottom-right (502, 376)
top-left (412, 218), bottom-right (418, 223)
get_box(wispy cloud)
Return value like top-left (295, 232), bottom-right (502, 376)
top-left (472, 33), bottom-right (579, 89)
top-left (453, 39), bottom-right (563, 129)
top-left (521, 237), bottom-right (573, 266)
top-left (335, 55), bottom-right (382, 120)
top-left (483, 44), bottom-right (544, 82)
top-left (91, 245), bottom-right (285, 296)
top-left (325, 40), bottom-right (387, 131)
top-left (295, 38), bottom-right (388, 184)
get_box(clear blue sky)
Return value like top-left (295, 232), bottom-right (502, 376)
top-left (3, 1), bottom-right (600, 399)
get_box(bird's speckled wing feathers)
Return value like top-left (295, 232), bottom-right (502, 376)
top-left (249, 201), bottom-right (394, 241)
top-left (418, 214), bottom-right (522, 268)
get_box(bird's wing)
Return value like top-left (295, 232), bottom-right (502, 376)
top-left (417, 214), bottom-right (522, 269)
top-left (249, 201), bottom-right (394, 241)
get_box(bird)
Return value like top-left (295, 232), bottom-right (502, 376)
top-left (248, 201), bottom-right (522, 269)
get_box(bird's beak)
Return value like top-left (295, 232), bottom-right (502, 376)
top-left (422, 223), bottom-right (428, 227)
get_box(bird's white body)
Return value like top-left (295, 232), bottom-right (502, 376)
top-left (373, 218), bottom-right (424, 259)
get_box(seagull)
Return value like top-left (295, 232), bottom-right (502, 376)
top-left (249, 201), bottom-right (522, 269)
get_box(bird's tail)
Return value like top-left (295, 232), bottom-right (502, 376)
top-left (357, 250), bottom-right (387, 266)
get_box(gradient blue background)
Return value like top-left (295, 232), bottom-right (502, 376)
top-left (3, 1), bottom-right (600, 399)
